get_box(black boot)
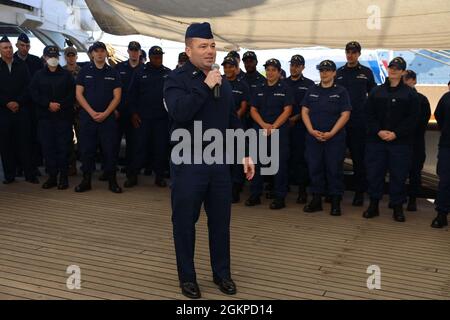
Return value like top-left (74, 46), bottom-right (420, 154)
top-left (270, 198), bottom-right (285, 210)
top-left (245, 195), bottom-right (261, 207)
top-left (75, 173), bottom-right (92, 192)
top-left (232, 183), bottom-right (241, 203)
top-left (123, 173), bottom-right (138, 188)
top-left (330, 196), bottom-right (342, 216)
top-left (352, 192), bottom-right (364, 207)
top-left (393, 204), bottom-right (405, 222)
top-left (58, 174), bottom-right (69, 190)
top-left (155, 176), bottom-right (167, 188)
top-left (431, 212), bottom-right (448, 229)
top-left (363, 199), bottom-right (379, 218)
top-left (108, 172), bottom-right (122, 193)
top-left (407, 197), bottom-right (417, 212)
top-left (42, 175), bottom-right (57, 189)
top-left (296, 188), bottom-right (308, 204)
top-left (303, 194), bottom-right (323, 213)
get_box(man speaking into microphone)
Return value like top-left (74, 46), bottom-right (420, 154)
top-left (164, 22), bottom-right (255, 299)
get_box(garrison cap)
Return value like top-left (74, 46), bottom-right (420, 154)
top-left (185, 22), bottom-right (213, 39)
top-left (18, 33), bottom-right (30, 43)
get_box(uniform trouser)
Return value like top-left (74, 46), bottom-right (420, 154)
top-left (171, 162), bottom-right (232, 282)
top-left (250, 126), bottom-right (289, 199)
top-left (435, 146), bottom-right (450, 215)
top-left (30, 106), bottom-right (43, 169)
top-left (117, 114), bottom-right (134, 168)
top-left (305, 133), bottom-right (346, 196)
top-left (79, 114), bottom-right (118, 174)
top-left (408, 136), bottom-right (426, 197)
top-left (0, 110), bottom-right (34, 181)
top-left (346, 126), bottom-right (367, 193)
top-left (289, 124), bottom-right (309, 191)
top-left (129, 117), bottom-right (169, 177)
top-left (366, 142), bottom-right (412, 206)
top-left (38, 119), bottom-right (73, 177)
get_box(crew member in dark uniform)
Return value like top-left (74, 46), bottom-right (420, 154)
top-left (335, 41), bottom-right (377, 206)
top-left (363, 57), bottom-right (420, 222)
top-left (164, 22), bottom-right (254, 299)
top-left (226, 50), bottom-right (246, 81)
top-left (30, 45), bottom-right (75, 190)
top-left (285, 54), bottom-right (315, 204)
top-left (301, 60), bottom-right (351, 216)
top-left (75, 41), bottom-right (122, 193)
top-left (403, 70), bottom-right (431, 211)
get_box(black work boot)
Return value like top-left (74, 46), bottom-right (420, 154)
top-left (392, 204), bottom-right (406, 222)
top-left (296, 188), bottom-right (308, 204)
top-left (407, 197), bottom-right (417, 212)
top-left (270, 198), bottom-right (286, 210)
top-left (363, 199), bottom-right (379, 218)
top-left (330, 196), bottom-right (342, 216)
top-left (245, 195), bottom-right (261, 207)
top-left (75, 173), bottom-right (92, 192)
top-left (123, 173), bottom-right (138, 188)
top-left (58, 174), bottom-right (69, 190)
top-left (108, 172), bottom-right (122, 193)
top-left (303, 194), bottom-right (323, 213)
top-left (155, 176), bottom-right (167, 187)
top-left (42, 175), bottom-right (57, 189)
top-left (352, 192), bottom-right (364, 207)
top-left (431, 212), bottom-right (448, 229)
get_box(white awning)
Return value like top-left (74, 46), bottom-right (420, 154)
top-left (85, 0), bottom-right (450, 50)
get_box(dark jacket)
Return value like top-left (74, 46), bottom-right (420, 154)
top-left (435, 91), bottom-right (450, 148)
top-left (29, 65), bottom-right (75, 121)
top-left (0, 58), bottom-right (31, 114)
top-left (366, 78), bottom-right (420, 145)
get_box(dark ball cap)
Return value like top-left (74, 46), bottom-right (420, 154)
top-left (316, 60), bottom-right (337, 71)
top-left (221, 56), bottom-right (238, 67)
top-left (128, 41), bottom-right (141, 51)
top-left (345, 41), bottom-right (361, 53)
top-left (140, 49), bottom-right (147, 59)
top-left (388, 57), bottom-right (407, 70)
top-left (290, 54), bottom-right (305, 65)
top-left (185, 22), bottom-right (213, 39)
top-left (18, 33), bottom-right (30, 43)
top-left (43, 45), bottom-right (60, 58)
top-left (0, 35), bottom-right (10, 43)
top-left (178, 52), bottom-right (188, 62)
top-left (227, 50), bottom-right (240, 60)
top-left (404, 69), bottom-right (417, 80)
top-left (149, 46), bottom-right (164, 56)
top-left (263, 58), bottom-right (281, 70)
top-left (242, 51), bottom-right (257, 61)
top-left (91, 41), bottom-right (107, 51)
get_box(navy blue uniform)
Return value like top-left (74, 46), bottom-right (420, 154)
top-left (128, 63), bottom-right (171, 178)
top-left (29, 66), bottom-right (75, 177)
top-left (336, 63), bottom-right (377, 193)
top-left (302, 84), bottom-right (351, 196)
top-left (76, 63), bottom-right (121, 175)
top-left (114, 60), bottom-right (142, 168)
top-left (0, 58), bottom-right (34, 182)
top-left (408, 90), bottom-right (431, 197)
top-left (285, 75), bottom-right (315, 191)
top-left (434, 92), bottom-right (450, 215)
top-left (365, 79), bottom-right (420, 206)
top-left (164, 61), bottom-right (243, 283)
top-left (243, 71), bottom-right (265, 128)
top-left (14, 52), bottom-right (43, 77)
top-left (228, 77), bottom-right (250, 186)
top-left (250, 80), bottom-right (294, 200)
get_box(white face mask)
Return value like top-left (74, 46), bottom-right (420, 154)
top-left (47, 57), bottom-right (59, 67)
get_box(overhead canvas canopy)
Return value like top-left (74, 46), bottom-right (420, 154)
top-left (85, 0), bottom-right (450, 50)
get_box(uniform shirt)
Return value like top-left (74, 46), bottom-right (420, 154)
top-left (228, 77), bottom-right (250, 112)
top-left (114, 60), bottom-right (142, 115)
top-left (335, 62), bottom-right (376, 127)
top-left (285, 75), bottom-right (315, 116)
top-left (76, 62), bottom-right (121, 113)
top-left (301, 83), bottom-right (352, 135)
top-left (414, 90), bottom-right (431, 138)
top-left (14, 52), bottom-right (43, 77)
top-left (365, 78), bottom-right (420, 145)
top-left (251, 80), bottom-right (295, 127)
top-left (164, 60), bottom-right (243, 145)
top-left (29, 65), bottom-right (75, 120)
top-left (236, 68), bottom-right (246, 81)
top-left (243, 70), bottom-right (265, 99)
top-left (434, 91), bottom-right (450, 148)
top-left (129, 63), bottom-right (171, 119)
top-left (0, 58), bottom-right (31, 114)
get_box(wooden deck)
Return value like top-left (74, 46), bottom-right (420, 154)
top-left (0, 172), bottom-right (449, 300)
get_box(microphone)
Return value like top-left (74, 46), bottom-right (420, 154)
top-left (211, 63), bottom-right (220, 99)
